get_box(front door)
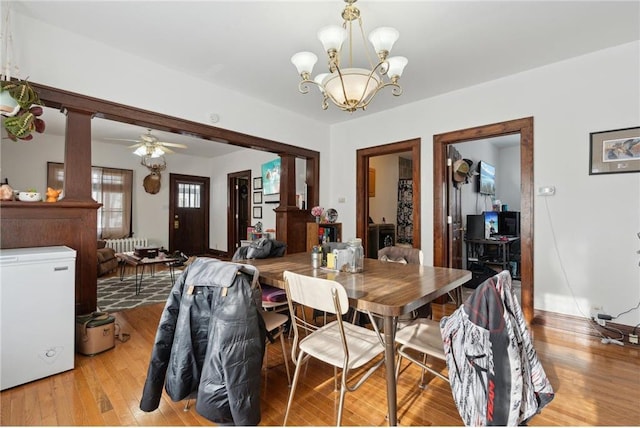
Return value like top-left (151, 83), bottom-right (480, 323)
top-left (169, 173), bottom-right (210, 255)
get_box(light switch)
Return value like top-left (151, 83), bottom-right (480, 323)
top-left (537, 186), bottom-right (555, 196)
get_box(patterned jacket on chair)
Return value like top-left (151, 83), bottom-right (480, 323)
top-left (440, 270), bottom-right (554, 426)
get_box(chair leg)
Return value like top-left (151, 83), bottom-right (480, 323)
top-left (283, 350), bottom-right (306, 426)
top-left (183, 398), bottom-right (191, 412)
top-left (279, 330), bottom-right (291, 386)
top-left (336, 384), bottom-right (347, 427)
top-left (419, 352), bottom-right (427, 389)
top-left (395, 353), bottom-right (404, 381)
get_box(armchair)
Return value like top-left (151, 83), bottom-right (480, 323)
top-left (97, 240), bottom-right (118, 276)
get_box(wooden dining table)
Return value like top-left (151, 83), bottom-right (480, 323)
top-left (242, 252), bottom-right (472, 426)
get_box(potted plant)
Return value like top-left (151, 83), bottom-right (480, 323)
top-left (0, 79), bottom-right (45, 141)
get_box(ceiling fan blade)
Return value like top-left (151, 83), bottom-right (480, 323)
top-left (127, 143), bottom-right (144, 148)
top-left (105, 137), bottom-right (143, 143)
top-left (159, 142), bottom-right (188, 149)
top-left (161, 146), bottom-right (176, 154)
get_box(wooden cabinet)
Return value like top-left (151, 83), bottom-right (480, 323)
top-left (306, 222), bottom-right (342, 251)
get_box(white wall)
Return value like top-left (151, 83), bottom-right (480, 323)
top-left (329, 41), bottom-right (640, 327)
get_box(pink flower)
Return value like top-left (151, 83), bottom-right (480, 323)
top-left (311, 206), bottom-right (324, 217)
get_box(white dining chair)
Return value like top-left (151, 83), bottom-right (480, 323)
top-left (394, 317), bottom-right (449, 388)
top-left (282, 270), bottom-right (385, 426)
top-left (260, 309), bottom-right (291, 386)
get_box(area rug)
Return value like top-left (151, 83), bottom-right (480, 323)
top-left (97, 269), bottom-right (184, 313)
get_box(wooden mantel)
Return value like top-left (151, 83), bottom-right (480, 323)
top-left (1, 81), bottom-right (320, 314)
top-left (0, 201), bottom-right (100, 315)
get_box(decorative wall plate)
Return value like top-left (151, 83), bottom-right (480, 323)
top-left (326, 208), bottom-right (338, 223)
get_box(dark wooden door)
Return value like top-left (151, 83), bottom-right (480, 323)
top-left (227, 171), bottom-right (251, 254)
top-left (433, 146), bottom-right (463, 304)
top-left (169, 173), bottom-right (210, 255)
top-left (448, 146), bottom-right (464, 269)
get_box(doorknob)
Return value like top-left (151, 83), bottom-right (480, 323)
top-left (174, 214), bottom-right (179, 229)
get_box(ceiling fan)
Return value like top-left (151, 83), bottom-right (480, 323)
top-left (108, 129), bottom-right (188, 157)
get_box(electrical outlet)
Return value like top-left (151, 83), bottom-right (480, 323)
top-left (629, 334), bottom-right (638, 345)
top-left (591, 305), bottom-right (603, 321)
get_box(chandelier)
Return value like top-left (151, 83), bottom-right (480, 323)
top-left (291, 0), bottom-right (407, 113)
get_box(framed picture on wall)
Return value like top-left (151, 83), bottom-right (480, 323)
top-left (253, 191), bottom-right (262, 204)
top-left (589, 126), bottom-right (640, 175)
top-left (253, 206), bottom-right (262, 219)
top-left (253, 177), bottom-right (263, 190)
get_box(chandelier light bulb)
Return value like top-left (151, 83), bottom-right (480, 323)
top-left (291, 51), bottom-right (318, 76)
top-left (314, 73), bottom-right (330, 92)
top-left (368, 27), bottom-right (399, 58)
top-left (386, 56), bottom-right (408, 79)
top-left (317, 25), bottom-right (348, 53)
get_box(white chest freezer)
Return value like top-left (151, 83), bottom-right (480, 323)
top-left (0, 246), bottom-right (76, 390)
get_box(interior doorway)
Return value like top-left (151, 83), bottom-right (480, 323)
top-left (227, 170), bottom-right (252, 255)
top-left (356, 138), bottom-right (421, 256)
top-left (433, 117), bottom-right (534, 324)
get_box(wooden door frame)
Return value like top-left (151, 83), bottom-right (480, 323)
top-left (227, 170), bottom-right (251, 255)
top-left (356, 138), bottom-right (421, 255)
top-left (169, 173), bottom-right (210, 254)
top-left (433, 117), bottom-right (534, 324)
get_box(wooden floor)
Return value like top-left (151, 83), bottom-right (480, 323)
top-left (1, 295), bottom-right (639, 426)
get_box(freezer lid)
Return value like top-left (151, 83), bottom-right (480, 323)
top-left (0, 246), bottom-right (77, 264)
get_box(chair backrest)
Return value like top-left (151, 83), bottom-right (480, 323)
top-left (378, 245), bottom-right (424, 265)
top-left (283, 270), bottom-right (349, 315)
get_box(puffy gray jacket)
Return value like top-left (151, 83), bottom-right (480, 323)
top-left (139, 258), bottom-right (266, 425)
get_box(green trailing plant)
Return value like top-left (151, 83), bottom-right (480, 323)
top-left (1, 79), bottom-right (45, 141)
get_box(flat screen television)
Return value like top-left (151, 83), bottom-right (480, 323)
top-left (478, 161), bottom-right (496, 195)
top-left (261, 158), bottom-right (281, 195)
top-left (484, 211), bottom-right (499, 237)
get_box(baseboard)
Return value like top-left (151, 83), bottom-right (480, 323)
top-left (206, 249), bottom-right (231, 260)
top-left (534, 309), bottom-right (637, 341)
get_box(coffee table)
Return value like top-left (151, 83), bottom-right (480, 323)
top-left (115, 252), bottom-right (180, 295)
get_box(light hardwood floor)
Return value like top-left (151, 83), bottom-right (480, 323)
top-left (1, 295), bottom-right (639, 425)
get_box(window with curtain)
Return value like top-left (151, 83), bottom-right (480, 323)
top-left (47, 162), bottom-right (133, 239)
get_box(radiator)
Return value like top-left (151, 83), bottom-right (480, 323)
top-left (104, 238), bottom-right (149, 253)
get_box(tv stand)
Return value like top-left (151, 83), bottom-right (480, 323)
top-left (465, 236), bottom-right (520, 281)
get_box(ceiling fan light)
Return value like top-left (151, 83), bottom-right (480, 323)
top-left (151, 147), bottom-right (165, 158)
top-left (368, 27), bottom-right (399, 56)
top-left (386, 56), bottom-right (408, 78)
top-left (317, 25), bottom-right (347, 52)
top-left (291, 51), bottom-right (318, 76)
top-left (133, 146), bottom-right (147, 157)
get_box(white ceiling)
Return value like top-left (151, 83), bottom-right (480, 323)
top-left (8, 0), bottom-right (640, 157)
